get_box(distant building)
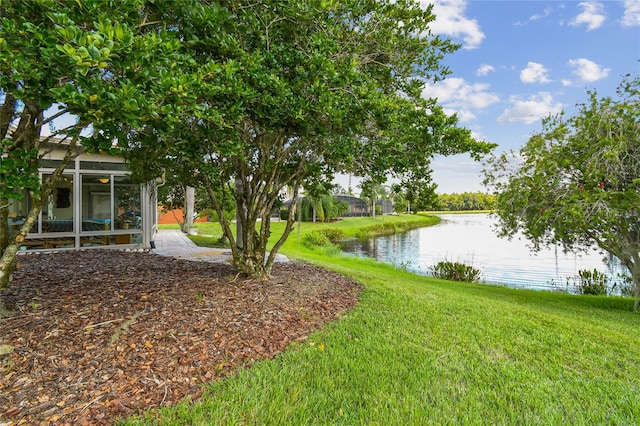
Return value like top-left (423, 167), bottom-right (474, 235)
top-left (376, 199), bottom-right (394, 215)
top-left (335, 195), bottom-right (369, 217)
top-left (281, 194), bottom-right (370, 219)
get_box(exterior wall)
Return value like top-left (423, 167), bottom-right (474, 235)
top-left (158, 208), bottom-right (209, 225)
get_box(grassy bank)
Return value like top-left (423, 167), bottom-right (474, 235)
top-left (134, 215), bottom-right (640, 424)
top-left (158, 213), bottom-right (439, 248)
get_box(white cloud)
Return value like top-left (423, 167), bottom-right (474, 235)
top-left (567, 58), bottom-right (611, 82)
top-left (426, 0), bottom-right (485, 49)
top-left (561, 79), bottom-right (573, 87)
top-left (476, 64), bottom-right (495, 76)
top-left (515, 4), bottom-right (565, 26)
top-left (622, 0), bottom-right (640, 27)
top-left (422, 77), bottom-right (500, 110)
top-left (438, 106), bottom-right (477, 123)
top-left (569, 2), bottom-right (606, 31)
top-left (497, 92), bottom-right (564, 125)
top-left (453, 109), bottom-right (477, 123)
top-left (520, 62), bottom-right (552, 84)
top-left (530, 7), bottom-right (553, 22)
top-left (422, 78), bottom-right (499, 125)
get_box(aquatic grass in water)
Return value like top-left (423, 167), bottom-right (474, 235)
top-left (565, 268), bottom-right (635, 296)
top-left (430, 260), bottom-right (481, 283)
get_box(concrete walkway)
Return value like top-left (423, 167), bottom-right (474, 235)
top-left (151, 229), bottom-right (287, 264)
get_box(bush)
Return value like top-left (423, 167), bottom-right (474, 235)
top-left (617, 273), bottom-right (634, 297)
top-left (430, 260), bottom-right (481, 283)
top-left (568, 269), bottom-right (609, 296)
top-left (319, 228), bottom-right (345, 244)
top-left (356, 223), bottom-right (397, 239)
top-left (302, 229), bottom-right (345, 249)
top-left (565, 269), bottom-right (635, 297)
top-left (302, 231), bottom-right (330, 248)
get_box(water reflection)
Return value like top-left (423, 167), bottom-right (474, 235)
top-left (340, 213), bottom-right (626, 292)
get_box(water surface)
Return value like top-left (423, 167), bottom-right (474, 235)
top-left (340, 213), bottom-right (626, 292)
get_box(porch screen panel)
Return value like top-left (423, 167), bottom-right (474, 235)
top-left (81, 174), bottom-right (112, 233)
top-left (114, 176), bottom-right (141, 230)
top-left (7, 189), bottom-right (37, 234)
top-left (42, 173), bottom-right (74, 233)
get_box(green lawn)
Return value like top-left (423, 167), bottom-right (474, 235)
top-left (134, 215), bottom-right (640, 425)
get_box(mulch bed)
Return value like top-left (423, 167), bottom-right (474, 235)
top-left (0, 250), bottom-right (361, 425)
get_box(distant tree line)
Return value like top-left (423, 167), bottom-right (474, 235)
top-left (433, 192), bottom-right (496, 211)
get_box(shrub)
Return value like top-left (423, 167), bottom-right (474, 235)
top-left (565, 269), bottom-right (635, 297)
top-left (319, 228), bottom-right (345, 244)
top-left (568, 269), bottom-right (609, 296)
top-left (430, 260), bottom-right (481, 283)
top-left (302, 231), bottom-right (330, 248)
top-left (617, 273), bottom-right (634, 297)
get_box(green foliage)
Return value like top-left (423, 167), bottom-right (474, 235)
top-left (566, 269), bottom-right (635, 297)
top-left (617, 274), bottom-right (635, 297)
top-left (297, 196), bottom-right (348, 222)
top-left (436, 192), bottom-right (496, 211)
top-left (198, 208), bottom-right (217, 221)
top-left (402, 179), bottom-right (439, 212)
top-left (484, 74), bottom-right (640, 310)
top-left (319, 228), bottom-right (345, 244)
top-left (568, 269), bottom-right (610, 296)
top-left (356, 223), bottom-right (399, 238)
top-left (302, 231), bottom-right (331, 249)
top-left (430, 260), bottom-right (482, 283)
top-left (121, 0), bottom-right (493, 277)
top-left (0, 0), bottom-right (191, 283)
top-left (302, 229), bottom-right (345, 249)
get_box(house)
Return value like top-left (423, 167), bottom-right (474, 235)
top-left (375, 199), bottom-right (394, 215)
top-left (281, 194), bottom-right (370, 220)
top-left (6, 140), bottom-right (157, 251)
top-left (335, 194), bottom-right (369, 217)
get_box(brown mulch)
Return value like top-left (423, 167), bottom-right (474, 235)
top-left (0, 250), bottom-right (361, 425)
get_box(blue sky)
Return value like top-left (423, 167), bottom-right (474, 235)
top-left (420, 0), bottom-right (640, 194)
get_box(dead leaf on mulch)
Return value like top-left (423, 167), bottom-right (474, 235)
top-left (0, 250), bottom-right (361, 425)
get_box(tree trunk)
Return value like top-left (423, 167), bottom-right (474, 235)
top-left (235, 177), bottom-right (244, 250)
top-left (0, 243), bottom-right (19, 289)
top-left (183, 185), bottom-right (194, 233)
top-left (0, 200), bottom-right (43, 288)
top-left (0, 199), bottom-right (9, 253)
top-left (0, 136), bottom-right (77, 289)
top-left (631, 261), bottom-right (640, 312)
top-left (263, 187), bottom-right (300, 272)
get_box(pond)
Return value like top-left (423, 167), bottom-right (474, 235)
top-left (339, 213), bottom-right (627, 292)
